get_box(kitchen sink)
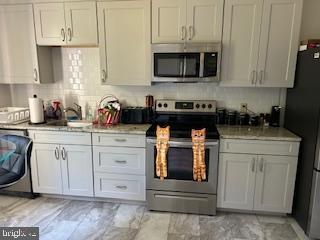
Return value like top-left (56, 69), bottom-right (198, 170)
top-left (46, 120), bottom-right (93, 128)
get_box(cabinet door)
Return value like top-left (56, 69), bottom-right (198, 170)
top-left (257, 0), bottom-right (303, 87)
top-left (31, 144), bottom-right (62, 194)
top-left (220, 0), bottom-right (263, 87)
top-left (254, 155), bottom-right (298, 213)
top-left (186, 0), bottom-right (223, 42)
top-left (34, 3), bottom-right (66, 46)
top-left (64, 2), bottom-right (98, 46)
top-left (60, 145), bottom-right (93, 197)
top-left (0, 5), bottom-right (39, 84)
top-left (98, 0), bottom-right (151, 86)
top-left (218, 153), bottom-right (256, 210)
top-left (152, 0), bottom-right (186, 43)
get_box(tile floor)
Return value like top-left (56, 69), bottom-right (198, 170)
top-left (0, 196), bottom-right (309, 240)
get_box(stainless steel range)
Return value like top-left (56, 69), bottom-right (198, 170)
top-left (146, 100), bottom-right (219, 215)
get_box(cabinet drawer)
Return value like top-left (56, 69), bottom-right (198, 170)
top-left (92, 133), bottom-right (145, 147)
top-left (93, 146), bottom-right (145, 175)
top-left (28, 130), bottom-right (91, 145)
top-left (94, 173), bottom-right (146, 201)
top-left (220, 139), bottom-right (299, 156)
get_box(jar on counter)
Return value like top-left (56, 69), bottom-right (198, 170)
top-left (238, 112), bottom-right (249, 125)
top-left (217, 108), bottom-right (226, 124)
top-left (226, 110), bottom-right (237, 125)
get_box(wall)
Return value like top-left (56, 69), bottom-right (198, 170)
top-left (10, 47), bottom-right (285, 118)
top-left (300, 0), bottom-right (320, 40)
top-left (0, 85), bottom-right (12, 107)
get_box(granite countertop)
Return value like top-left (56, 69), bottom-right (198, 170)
top-left (217, 125), bottom-right (301, 142)
top-left (0, 122), bottom-right (151, 135)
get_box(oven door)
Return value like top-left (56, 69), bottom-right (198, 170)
top-left (146, 138), bottom-right (219, 194)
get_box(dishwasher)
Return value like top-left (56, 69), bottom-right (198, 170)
top-left (0, 129), bottom-right (37, 198)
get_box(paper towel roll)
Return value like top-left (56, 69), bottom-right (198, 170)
top-left (29, 96), bottom-right (44, 124)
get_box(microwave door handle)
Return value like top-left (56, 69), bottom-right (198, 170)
top-left (199, 53), bottom-right (204, 77)
top-left (179, 58), bottom-right (184, 76)
top-left (183, 56), bottom-right (187, 77)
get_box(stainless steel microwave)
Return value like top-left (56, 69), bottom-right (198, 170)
top-left (152, 43), bottom-right (221, 83)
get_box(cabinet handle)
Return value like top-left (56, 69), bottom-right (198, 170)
top-left (61, 28), bottom-right (66, 42)
top-left (67, 27), bottom-right (72, 41)
top-left (251, 70), bottom-right (256, 85)
top-left (181, 26), bottom-right (186, 40)
top-left (115, 185), bottom-right (127, 190)
top-left (61, 147), bottom-right (66, 160)
top-left (259, 157), bottom-right (264, 172)
top-left (115, 160), bottom-right (127, 164)
top-left (114, 138), bottom-right (127, 142)
top-left (188, 26), bottom-right (194, 40)
top-left (259, 70), bottom-right (264, 85)
top-left (101, 70), bottom-right (107, 83)
top-left (55, 147), bottom-right (60, 160)
top-left (251, 157), bottom-right (256, 172)
top-left (34, 68), bottom-right (38, 82)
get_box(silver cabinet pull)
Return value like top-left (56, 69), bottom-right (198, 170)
top-left (34, 68), bottom-right (38, 82)
top-left (251, 157), bottom-right (256, 172)
top-left (188, 25), bottom-right (194, 40)
top-left (115, 185), bottom-right (127, 190)
top-left (259, 157), bottom-right (264, 172)
top-left (55, 147), bottom-right (60, 160)
top-left (67, 27), bottom-right (72, 41)
top-left (251, 70), bottom-right (256, 85)
top-left (181, 26), bottom-right (186, 40)
top-left (61, 147), bottom-right (66, 160)
top-left (259, 70), bottom-right (264, 85)
top-left (61, 28), bottom-right (66, 42)
top-left (114, 138), bottom-right (127, 142)
top-left (101, 70), bottom-right (107, 83)
top-left (115, 160), bottom-right (127, 164)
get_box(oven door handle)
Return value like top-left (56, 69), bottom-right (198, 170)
top-left (147, 139), bottom-right (219, 147)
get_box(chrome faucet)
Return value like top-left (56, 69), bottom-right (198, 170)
top-left (64, 103), bottom-right (82, 120)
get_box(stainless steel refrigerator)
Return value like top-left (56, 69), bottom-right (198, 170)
top-left (285, 47), bottom-right (320, 239)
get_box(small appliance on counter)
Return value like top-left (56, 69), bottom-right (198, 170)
top-left (121, 107), bottom-right (149, 124)
top-left (270, 106), bottom-right (281, 127)
top-left (28, 95), bottom-right (45, 124)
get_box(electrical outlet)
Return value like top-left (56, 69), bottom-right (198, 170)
top-left (240, 103), bottom-right (248, 112)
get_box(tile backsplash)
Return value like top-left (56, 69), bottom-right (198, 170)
top-left (9, 47), bottom-right (286, 118)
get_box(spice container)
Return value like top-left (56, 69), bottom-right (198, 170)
top-left (226, 110), bottom-right (237, 125)
top-left (217, 108), bottom-right (226, 124)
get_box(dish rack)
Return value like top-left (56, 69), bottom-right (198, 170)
top-left (0, 107), bottom-right (30, 124)
top-left (94, 95), bottom-right (121, 126)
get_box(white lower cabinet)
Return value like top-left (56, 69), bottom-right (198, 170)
top-left (31, 144), bottom-right (63, 194)
top-left (218, 139), bottom-right (299, 213)
top-left (30, 131), bottom-right (93, 197)
top-left (254, 155), bottom-right (298, 213)
top-left (92, 133), bottom-right (146, 201)
top-left (218, 153), bottom-right (256, 210)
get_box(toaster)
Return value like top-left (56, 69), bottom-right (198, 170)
top-left (121, 107), bottom-right (149, 124)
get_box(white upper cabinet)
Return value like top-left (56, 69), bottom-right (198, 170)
top-left (152, 0), bottom-right (186, 43)
top-left (98, 0), bottom-right (151, 86)
top-left (0, 4), bottom-right (54, 84)
top-left (221, 0), bottom-right (303, 88)
top-left (254, 155), bottom-right (298, 213)
top-left (186, 0), bottom-right (223, 42)
top-left (34, 3), bottom-right (66, 46)
top-left (152, 0), bottom-right (223, 43)
top-left (257, 0), bottom-right (303, 87)
top-left (220, 0), bottom-right (263, 87)
top-left (34, 2), bottom-right (98, 46)
top-left (64, 2), bottom-right (98, 46)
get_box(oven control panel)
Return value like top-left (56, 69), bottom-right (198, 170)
top-left (156, 100), bottom-right (216, 113)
